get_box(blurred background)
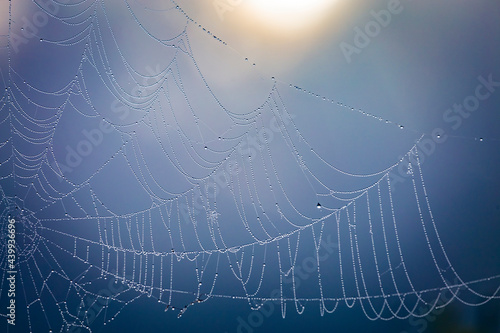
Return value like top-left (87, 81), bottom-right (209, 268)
top-left (0, 0), bottom-right (499, 332)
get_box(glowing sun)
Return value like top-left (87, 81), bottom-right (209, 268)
top-left (243, 0), bottom-right (340, 32)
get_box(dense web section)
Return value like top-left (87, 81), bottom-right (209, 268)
top-left (0, 1), bottom-right (499, 332)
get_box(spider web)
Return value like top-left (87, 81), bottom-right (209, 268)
top-left (0, 1), bottom-right (499, 332)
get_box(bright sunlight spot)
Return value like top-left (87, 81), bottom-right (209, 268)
top-left (243, 0), bottom-right (340, 32)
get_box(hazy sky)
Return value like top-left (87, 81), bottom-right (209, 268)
top-left (1, 1), bottom-right (499, 332)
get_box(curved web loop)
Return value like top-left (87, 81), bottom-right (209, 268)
top-left (0, 1), bottom-right (498, 332)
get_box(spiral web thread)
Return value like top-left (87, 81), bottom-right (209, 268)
top-left (0, 1), bottom-right (499, 332)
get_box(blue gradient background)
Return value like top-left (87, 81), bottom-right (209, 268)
top-left (0, 0), bottom-right (500, 332)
